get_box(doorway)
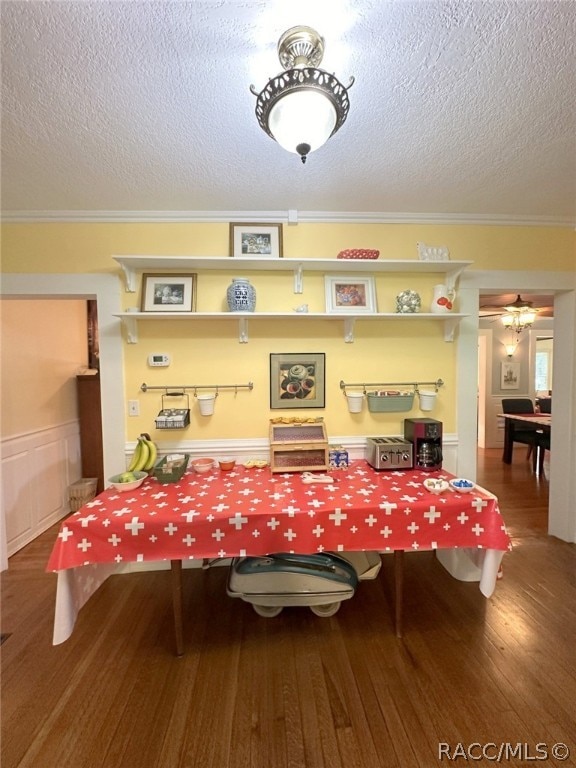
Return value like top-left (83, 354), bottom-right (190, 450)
top-left (1, 273), bottom-right (126, 482)
top-left (458, 277), bottom-right (575, 543)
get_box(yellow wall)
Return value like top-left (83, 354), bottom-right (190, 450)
top-left (126, 313), bottom-right (456, 439)
top-left (1, 222), bottom-right (574, 443)
top-left (1, 221), bottom-right (574, 273)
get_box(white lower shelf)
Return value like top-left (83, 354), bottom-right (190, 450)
top-left (113, 311), bottom-right (467, 343)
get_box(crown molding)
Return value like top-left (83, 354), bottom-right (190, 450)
top-left (1, 209), bottom-right (574, 228)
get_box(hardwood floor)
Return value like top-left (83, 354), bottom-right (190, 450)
top-left (2, 449), bottom-right (575, 767)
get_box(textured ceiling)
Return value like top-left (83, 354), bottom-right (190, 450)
top-left (1, 0), bottom-right (575, 222)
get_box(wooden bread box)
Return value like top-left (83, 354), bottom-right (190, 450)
top-left (269, 420), bottom-right (329, 473)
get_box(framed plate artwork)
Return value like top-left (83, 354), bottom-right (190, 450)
top-left (140, 273), bottom-right (197, 312)
top-left (270, 353), bottom-right (326, 409)
top-left (324, 276), bottom-right (377, 313)
top-left (229, 223), bottom-right (283, 258)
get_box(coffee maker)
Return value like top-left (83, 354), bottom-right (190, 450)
top-left (404, 418), bottom-right (443, 471)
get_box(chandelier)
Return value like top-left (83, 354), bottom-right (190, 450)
top-left (500, 295), bottom-right (538, 336)
top-left (250, 26), bottom-right (354, 164)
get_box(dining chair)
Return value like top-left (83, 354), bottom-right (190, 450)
top-left (535, 399), bottom-right (551, 473)
top-left (501, 398), bottom-right (540, 465)
top-left (536, 431), bottom-right (550, 475)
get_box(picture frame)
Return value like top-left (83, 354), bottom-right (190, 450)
top-left (229, 223), bottom-right (283, 258)
top-left (270, 352), bottom-right (326, 409)
top-left (324, 276), bottom-right (377, 313)
top-left (140, 273), bottom-right (197, 312)
top-left (501, 361), bottom-right (520, 390)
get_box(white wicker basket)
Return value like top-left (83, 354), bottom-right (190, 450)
top-left (68, 478), bottom-right (98, 511)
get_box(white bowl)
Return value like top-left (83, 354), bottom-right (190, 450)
top-left (423, 478), bottom-right (449, 495)
top-left (108, 471), bottom-right (148, 492)
top-left (449, 478), bottom-right (475, 493)
top-left (191, 457), bottom-right (215, 474)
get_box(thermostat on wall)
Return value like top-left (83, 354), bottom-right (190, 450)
top-left (148, 353), bottom-right (171, 367)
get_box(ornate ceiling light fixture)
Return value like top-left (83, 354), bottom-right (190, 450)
top-left (500, 295), bottom-right (538, 337)
top-left (250, 26), bottom-right (354, 164)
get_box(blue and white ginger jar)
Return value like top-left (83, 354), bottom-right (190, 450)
top-left (227, 278), bottom-right (256, 312)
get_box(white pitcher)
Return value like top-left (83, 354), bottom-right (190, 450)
top-left (430, 284), bottom-right (455, 313)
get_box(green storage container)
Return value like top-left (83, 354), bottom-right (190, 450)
top-left (153, 454), bottom-right (190, 483)
top-left (366, 391), bottom-right (414, 413)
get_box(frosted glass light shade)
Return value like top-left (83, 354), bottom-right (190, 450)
top-left (520, 309), bottom-right (537, 324)
top-left (501, 313), bottom-right (515, 328)
top-left (251, 27), bottom-right (353, 163)
top-left (268, 90), bottom-right (337, 156)
top-left (501, 309), bottom-right (537, 331)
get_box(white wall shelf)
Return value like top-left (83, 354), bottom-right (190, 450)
top-left (112, 255), bottom-right (470, 343)
top-left (113, 311), bottom-right (467, 344)
top-left (113, 255), bottom-right (472, 294)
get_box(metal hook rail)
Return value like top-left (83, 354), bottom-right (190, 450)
top-left (339, 378), bottom-right (444, 394)
top-left (141, 381), bottom-right (253, 396)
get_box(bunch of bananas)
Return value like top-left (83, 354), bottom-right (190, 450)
top-left (128, 433), bottom-right (158, 473)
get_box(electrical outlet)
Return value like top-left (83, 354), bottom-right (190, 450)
top-left (128, 400), bottom-right (140, 417)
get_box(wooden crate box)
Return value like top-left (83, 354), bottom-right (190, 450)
top-left (269, 420), bottom-right (329, 473)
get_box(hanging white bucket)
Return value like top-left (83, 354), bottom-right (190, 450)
top-left (418, 390), bottom-right (437, 411)
top-left (197, 393), bottom-right (216, 416)
top-left (346, 392), bottom-right (364, 413)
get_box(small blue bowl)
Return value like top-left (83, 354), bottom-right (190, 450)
top-left (449, 478), bottom-right (475, 493)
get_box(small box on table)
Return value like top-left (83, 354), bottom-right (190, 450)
top-left (329, 446), bottom-right (349, 469)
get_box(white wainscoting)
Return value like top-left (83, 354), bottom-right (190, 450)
top-left (124, 433), bottom-right (460, 474)
top-left (483, 396), bottom-right (506, 449)
top-left (1, 421), bottom-right (82, 562)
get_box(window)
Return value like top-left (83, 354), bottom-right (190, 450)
top-left (535, 350), bottom-right (550, 392)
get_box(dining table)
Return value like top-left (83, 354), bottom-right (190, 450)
top-left (47, 460), bottom-right (512, 655)
top-left (499, 412), bottom-right (551, 467)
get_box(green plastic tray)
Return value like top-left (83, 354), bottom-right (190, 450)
top-left (366, 392), bottom-right (414, 413)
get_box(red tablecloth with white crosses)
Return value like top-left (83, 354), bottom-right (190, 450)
top-left (47, 461), bottom-right (511, 572)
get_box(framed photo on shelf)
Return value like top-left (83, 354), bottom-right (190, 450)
top-left (324, 276), bottom-right (377, 313)
top-left (270, 352), bottom-right (326, 409)
top-left (229, 223), bottom-right (283, 258)
top-left (140, 273), bottom-right (197, 312)
top-left (501, 361), bottom-right (520, 390)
